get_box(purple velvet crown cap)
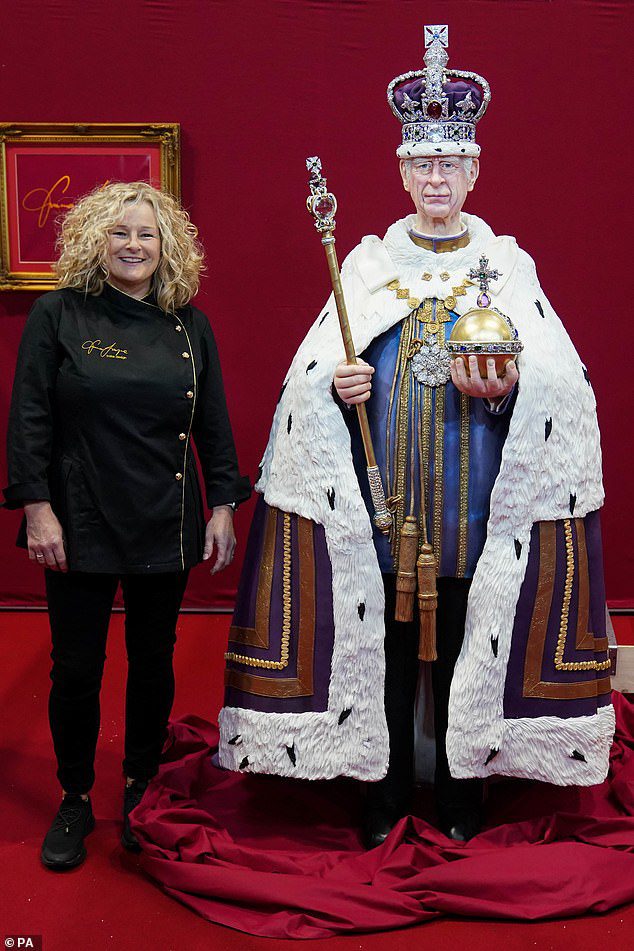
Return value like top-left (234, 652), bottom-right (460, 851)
top-left (393, 78), bottom-right (484, 121)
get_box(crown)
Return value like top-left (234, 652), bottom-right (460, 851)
top-left (387, 25), bottom-right (490, 159)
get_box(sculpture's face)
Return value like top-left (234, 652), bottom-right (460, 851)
top-left (400, 156), bottom-right (479, 225)
top-left (106, 201), bottom-right (161, 297)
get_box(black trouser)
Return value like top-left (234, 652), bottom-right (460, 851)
top-left (367, 574), bottom-right (483, 817)
top-left (45, 570), bottom-right (189, 795)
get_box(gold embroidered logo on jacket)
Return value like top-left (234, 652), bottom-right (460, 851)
top-left (82, 340), bottom-right (127, 359)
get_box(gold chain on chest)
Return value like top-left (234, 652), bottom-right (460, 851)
top-left (386, 275), bottom-right (473, 314)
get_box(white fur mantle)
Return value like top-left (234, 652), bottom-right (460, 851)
top-left (218, 213), bottom-right (613, 786)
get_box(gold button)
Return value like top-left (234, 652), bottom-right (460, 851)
top-left (175, 325), bottom-right (182, 332)
top-left (178, 432), bottom-right (187, 441)
top-left (182, 351), bottom-right (190, 359)
top-left (186, 390), bottom-right (194, 398)
top-left (422, 272), bottom-right (432, 281)
top-left (440, 272), bottom-right (450, 282)
top-left (175, 472), bottom-right (183, 480)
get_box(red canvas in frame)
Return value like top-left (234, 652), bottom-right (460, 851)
top-left (5, 144), bottom-right (161, 273)
top-left (0, 123), bottom-right (180, 290)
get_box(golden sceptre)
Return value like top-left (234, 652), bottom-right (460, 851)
top-left (305, 156), bottom-right (392, 536)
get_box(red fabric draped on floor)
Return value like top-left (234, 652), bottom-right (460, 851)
top-left (131, 692), bottom-right (634, 940)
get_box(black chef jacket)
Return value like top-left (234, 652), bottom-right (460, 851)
top-left (3, 283), bottom-right (251, 572)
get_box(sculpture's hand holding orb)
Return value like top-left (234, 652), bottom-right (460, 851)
top-left (450, 351), bottom-right (519, 402)
top-left (448, 306), bottom-right (523, 378)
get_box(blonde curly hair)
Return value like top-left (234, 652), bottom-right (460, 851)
top-left (54, 181), bottom-right (205, 312)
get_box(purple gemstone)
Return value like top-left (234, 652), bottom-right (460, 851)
top-left (477, 292), bottom-right (491, 307)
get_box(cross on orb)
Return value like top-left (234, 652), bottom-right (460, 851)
top-left (468, 255), bottom-right (502, 307)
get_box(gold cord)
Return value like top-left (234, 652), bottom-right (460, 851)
top-left (225, 512), bottom-right (292, 669)
top-left (554, 520), bottom-right (611, 672)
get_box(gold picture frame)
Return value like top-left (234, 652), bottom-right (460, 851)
top-left (0, 122), bottom-right (180, 291)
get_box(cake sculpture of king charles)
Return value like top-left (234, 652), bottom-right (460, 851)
top-left (217, 24), bottom-right (613, 847)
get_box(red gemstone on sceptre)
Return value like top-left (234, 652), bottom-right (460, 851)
top-left (426, 101), bottom-right (443, 119)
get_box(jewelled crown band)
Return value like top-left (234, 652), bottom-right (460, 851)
top-left (387, 24), bottom-right (490, 159)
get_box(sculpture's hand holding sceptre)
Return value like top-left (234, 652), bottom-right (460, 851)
top-left (333, 359), bottom-right (375, 405)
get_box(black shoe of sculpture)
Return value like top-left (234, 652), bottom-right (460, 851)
top-left (362, 803), bottom-right (398, 850)
top-left (362, 788), bottom-right (411, 850)
top-left (438, 806), bottom-right (482, 842)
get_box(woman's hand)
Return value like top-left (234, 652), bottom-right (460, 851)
top-left (450, 356), bottom-right (519, 404)
top-left (24, 501), bottom-right (68, 572)
top-left (333, 359), bottom-right (375, 406)
top-left (203, 506), bottom-right (236, 575)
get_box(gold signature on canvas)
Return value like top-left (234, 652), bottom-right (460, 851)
top-left (22, 175), bottom-right (111, 228)
top-left (82, 340), bottom-right (127, 360)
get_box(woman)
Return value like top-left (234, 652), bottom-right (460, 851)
top-left (3, 181), bottom-right (250, 869)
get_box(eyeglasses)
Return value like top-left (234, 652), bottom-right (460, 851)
top-left (410, 159), bottom-right (464, 178)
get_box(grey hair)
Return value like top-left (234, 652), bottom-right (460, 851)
top-left (402, 156), bottom-right (474, 179)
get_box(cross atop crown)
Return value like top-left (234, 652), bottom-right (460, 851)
top-left (421, 24), bottom-right (449, 114)
top-left (424, 25), bottom-right (448, 50)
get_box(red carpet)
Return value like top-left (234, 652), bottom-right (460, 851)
top-left (2, 611), bottom-right (634, 950)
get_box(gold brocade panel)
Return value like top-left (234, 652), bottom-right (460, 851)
top-left (224, 506), bottom-right (318, 699)
top-left (521, 519), bottom-right (611, 701)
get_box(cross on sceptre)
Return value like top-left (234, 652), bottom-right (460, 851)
top-left (468, 254), bottom-right (502, 308)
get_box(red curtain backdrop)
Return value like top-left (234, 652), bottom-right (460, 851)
top-left (0, 0), bottom-right (632, 608)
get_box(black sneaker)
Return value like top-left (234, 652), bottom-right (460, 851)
top-left (121, 779), bottom-right (148, 852)
top-left (41, 794), bottom-right (95, 870)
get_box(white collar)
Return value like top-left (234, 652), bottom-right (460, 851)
top-left (382, 212), bottom-right (496, 273)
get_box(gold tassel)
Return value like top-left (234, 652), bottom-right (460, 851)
top-left (417, 543), bottom-right (437, 661)
top-left (395, 515), bottom-right (419, 622)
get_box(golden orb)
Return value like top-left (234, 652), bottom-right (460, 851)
top-left (448, 306), bottom-right (522, 379)
top-left (450, 308), bottom-right (513, 343)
